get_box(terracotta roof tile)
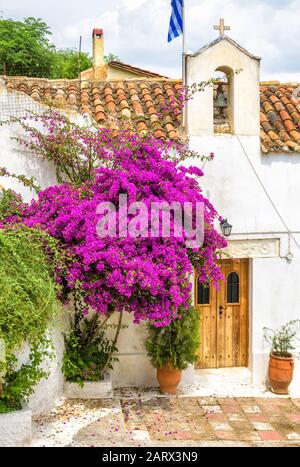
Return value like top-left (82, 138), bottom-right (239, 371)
top-left (262, 121), bottom-right (272, 133)
top-left (284, 119), bottom-right (295, 132)
top-left (269, 95), bottom-right (280, 105)
top-left (260, 82), bottom-right (300, 153)
top-left (260, 111), bottom-right (268, 123)
top-left (274, 101), bottom-right (284, 112)
top-left (9, 77), bottom-right (180, 140)
top-left (273, 120), bottom-right (285, 132)
top-left (291, 112), bottom-right (300, 123)
top-left (2, 76), bottom-right (300, 152)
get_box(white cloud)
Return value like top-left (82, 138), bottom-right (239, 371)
top-left (1, 0), bottom-right (299, 80)
top-left (124, 0), bottom-right (148, 12)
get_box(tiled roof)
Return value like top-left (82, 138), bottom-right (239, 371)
top-left (2, 76), bottom-right (300, 153)
top-left (260, 82), bottom-right (300, 153)
top-left (3, 77), bottom-right (182, 141)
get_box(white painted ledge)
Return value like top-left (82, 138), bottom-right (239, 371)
top-left (0, 408), bottom-right (31, 447)
top-left (194, 367), bottom-right (252, 385)
top-left (64, 375), bottom-right (113, 399)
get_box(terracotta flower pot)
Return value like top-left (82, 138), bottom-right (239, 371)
top-left (157, 362), bottom-right (181, 395)
top-left (268, 353), bottom-right (294, 395)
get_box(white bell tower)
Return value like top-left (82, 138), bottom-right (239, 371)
top-left (186, 20), bottom-right (261, 137)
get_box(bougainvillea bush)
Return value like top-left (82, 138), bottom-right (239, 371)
top-left (2, 111), bottom-right (226, 327)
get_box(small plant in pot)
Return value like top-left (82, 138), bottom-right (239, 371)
top-left (263, 319), bottom-right (300, 395)
top-left (146, 307), bottom-right (200, 395)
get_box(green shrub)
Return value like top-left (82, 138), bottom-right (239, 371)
top-left (145, 307), bottom-right (200, 371)
top-left (0, 339), bottom-right (53, 413)
top-left (0, 188), bottom-right (25, 221)
top-left (0, 226), bottom-right (58, 412)
top-left (0, 227), bottom-right (58, 356)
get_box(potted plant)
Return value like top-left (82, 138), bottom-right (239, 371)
top-left (263, 319), bottom-right (300, 394)
top-left (146, 307), bottom-right (200, 395)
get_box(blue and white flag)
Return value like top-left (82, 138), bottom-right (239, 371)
top-left (168, 0), bottom-right (183, 42)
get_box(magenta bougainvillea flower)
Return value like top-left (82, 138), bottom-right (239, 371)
top-left (2, 114), bottom-right (226, 327)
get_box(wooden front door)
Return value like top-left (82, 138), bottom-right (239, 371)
top-left (195, 259), bottom-right (249, 369)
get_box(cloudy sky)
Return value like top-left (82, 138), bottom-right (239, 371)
top-left (1, 0), bottom-right (300, 81)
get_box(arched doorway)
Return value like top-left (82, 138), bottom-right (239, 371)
top-left (213, 66), bottom-right (234, 134)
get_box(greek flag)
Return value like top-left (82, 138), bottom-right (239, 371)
top-left (168, 0), bottom-right (183, 42)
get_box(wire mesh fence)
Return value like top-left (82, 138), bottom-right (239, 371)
top-left (0, 61), bottom-right (81, 122)
top-left (0, 87), bottom-right (46, 122)
top-left (0, 51), bottom-right (91, 79)
top-left (0, 63), bottom-right (56, 79)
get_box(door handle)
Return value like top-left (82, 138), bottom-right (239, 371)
top-left (219, 306), bottom-right (227, 316)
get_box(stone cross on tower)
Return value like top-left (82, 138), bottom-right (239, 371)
top-left (214, 18), bottom-right (231, 37)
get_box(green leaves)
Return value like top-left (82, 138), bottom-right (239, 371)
top-left (63, 291), bottom-right (119, 386)
top-left (0, 227), bottom-right (58, 356)
top-left (0, 167), bottom-right (41, 197)
top-left (263, 319), bottom-right (300, 358)
top-left (0, 338), bottom-right (53, 413)
top-left (104, 53), bottom-right (121, 63)
top-left (0, 17), bottom-right (92, 79)
top-left (50, 49), bottom-right (92, 80)
top-left (62, 315), bottom-right (118, 386)
top-left (0, 17), bottom-right (53, 77)
top-left (0, 227), bottom-right (59, 412)
top-left (145, 307), bottom-right (200, 371)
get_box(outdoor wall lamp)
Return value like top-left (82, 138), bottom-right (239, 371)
top-left (220, 218), bottom-right (233, 237)
top-left (285, 251), bottom-right (294, 263)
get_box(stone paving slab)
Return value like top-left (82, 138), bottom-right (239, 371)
top-left (32, 394), bottom-right (300, 447)
top-left (32, 399), bottom-right (124, 447)
top-left (121, 396), bottom-right (300, 446)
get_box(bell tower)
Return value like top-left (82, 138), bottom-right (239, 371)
top-left (186, 20), bottom-right (261, 137)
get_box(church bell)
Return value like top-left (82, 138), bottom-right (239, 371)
top-left (214, 87), bottom-right (227, 108)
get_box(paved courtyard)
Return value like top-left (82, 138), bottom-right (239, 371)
top-left (32, 390), bottom-right (300, 447)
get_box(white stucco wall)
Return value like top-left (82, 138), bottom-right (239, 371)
top-left (12, 310), bottom-right (68, 415)
top-left (107, 313), bottom-right (157, 388)
top-left (251, 252), bottom-right (300, 390)
top-left (0, 88), bottom-right (57, 200)
top-left (188, 135), bottom-right (300, 232)
top-left (186, 37), bottom-right (299, 388)
top-left (0, 90), bottom-right (67, 412)
top-left (188, 134), bottom-right (300, 386)
top-left (28, 312), bottom-right (68, 415)
top-left (106, 313), bottom-right (193, 388)
top-left (1, 74), bottom-right (300, 400)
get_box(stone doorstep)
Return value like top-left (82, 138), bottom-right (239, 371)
top-left (64, 377), bottom-right (113, 399)
top-left (0, 408), bottom-right (32, 447)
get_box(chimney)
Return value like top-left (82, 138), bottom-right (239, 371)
top-left (93, 28), bottom-right (105, 67)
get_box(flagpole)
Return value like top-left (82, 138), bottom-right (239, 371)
top-left (182, 0), bottom-right (186, 58)
top-left (182, 0), bottom-right (185, 86)
top-left (182, 0), bottom-right (187, 131)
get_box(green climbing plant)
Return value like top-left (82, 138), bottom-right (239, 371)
top-left (0, 226), bottom-right (59, 412)
top-left (62, 285), bottom-right (123, 387)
